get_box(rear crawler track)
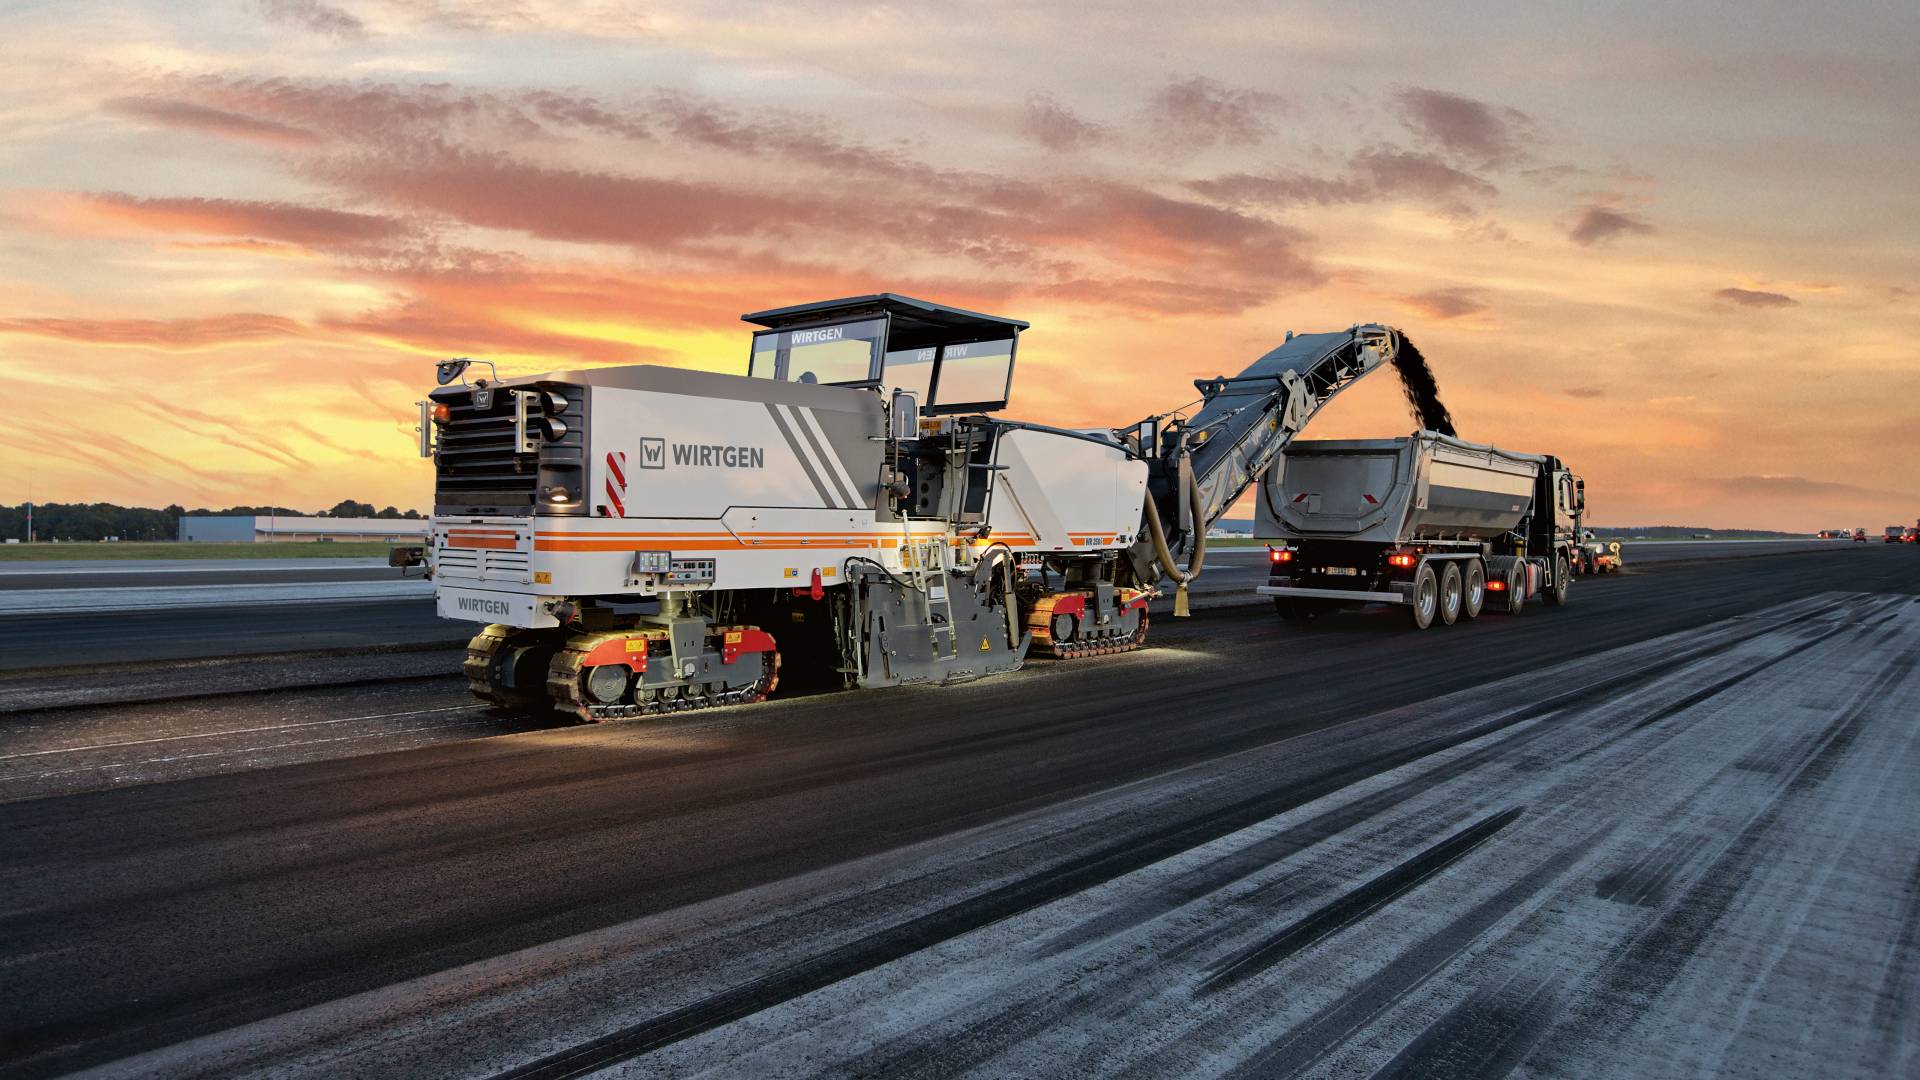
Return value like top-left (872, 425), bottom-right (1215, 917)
top-left (466, 623), bottom-right (780, 723)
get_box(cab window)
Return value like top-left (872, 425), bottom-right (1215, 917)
top-left (748, 318), bottom-right (885, 385)
top-left (929, 337), bottom-right (1015, 412)
top-left (883, 345), bottom-right (937, 401)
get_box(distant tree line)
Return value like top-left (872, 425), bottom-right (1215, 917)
top-left (1586, 525), bottom-right (1804, 539)
top-left (2, 501), bottom-right (423, 542)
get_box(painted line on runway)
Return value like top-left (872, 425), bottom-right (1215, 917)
top-left (6, 717), bottom-right (503, 785)
top-left (0, 705), bottom-right (487, 762)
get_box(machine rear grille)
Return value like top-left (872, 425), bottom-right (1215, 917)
top-left (436, 391), bottom-right (536, 508)
top-left (431, 384), bottom-right (584, 513)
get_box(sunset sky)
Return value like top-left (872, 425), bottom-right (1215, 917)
top-left (1, 1), bottom-right (1915, 530)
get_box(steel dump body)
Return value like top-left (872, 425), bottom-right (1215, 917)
top-left (1257, 432), bottom-right (1541, 545)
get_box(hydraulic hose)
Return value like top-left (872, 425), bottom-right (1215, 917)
top-left (1142, 478), bottom-right (1207, 617)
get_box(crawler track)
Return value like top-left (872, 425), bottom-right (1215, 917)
top-left (548, 627), bottom-right (779, 722)
top-left (1026, 592), bottom-right (1151, 660)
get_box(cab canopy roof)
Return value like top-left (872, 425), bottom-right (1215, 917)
top-left (741, 294), bottom-right (1028, 342)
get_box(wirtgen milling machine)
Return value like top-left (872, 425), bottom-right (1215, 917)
top-left (415, 294), bottom-right (1406, 720)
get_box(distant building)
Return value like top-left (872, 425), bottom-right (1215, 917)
top-left (177, 516), bottom-right (429, 543)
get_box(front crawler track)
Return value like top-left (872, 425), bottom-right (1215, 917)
top-left (1026, 592), bottom-right (1151, 660)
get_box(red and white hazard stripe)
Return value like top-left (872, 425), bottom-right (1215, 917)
top-left (605, 451), bottom-right (627, 516)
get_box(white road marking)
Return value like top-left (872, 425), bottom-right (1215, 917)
top-left (10, 717), bottom-right (503, 785)
top-left (0, 705), bottom-right (486, 762)
top-left (0, 580), bottom-right (433, 614)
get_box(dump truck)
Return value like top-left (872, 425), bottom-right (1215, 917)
top-left (1253, 432), bottom-right (1584, 628)
top-left (411, 294), bottom-right (1421, 719)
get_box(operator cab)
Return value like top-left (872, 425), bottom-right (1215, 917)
top-left (741, 293), bottom-right (1027, 415)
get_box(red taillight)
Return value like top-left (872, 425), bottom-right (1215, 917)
top-left (1486, 580), bottom-right (1507, 591)
top-left (1269, 548), bottom-right (1294, 564)
top-left (1387, 553), bottom-right (1417, 568)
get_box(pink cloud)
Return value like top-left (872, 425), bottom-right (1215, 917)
top-left (1395, 88), bottom-right (1536, 166)
top-left (1568, 204), bottom-right (1654, 246)
top-left (106, 98), bottom-right (320, 146)
top-left (78, 193), bottom-right (403, 247)
top-left (1712, 287), bottom-right (1796, 308)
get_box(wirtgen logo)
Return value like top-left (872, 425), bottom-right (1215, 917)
top-left (456, 596), bottom-right (511, 616)
top-left (637, 436), bottom-right (765, 469)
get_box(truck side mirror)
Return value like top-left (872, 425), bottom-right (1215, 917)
top-left (890, 390), bottom-right (920, 440)
top-left (1575, 478), bottom-right (1586, 510)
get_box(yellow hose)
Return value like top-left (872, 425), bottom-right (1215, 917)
top-left (1142, 480), bottom-right (1207, 617)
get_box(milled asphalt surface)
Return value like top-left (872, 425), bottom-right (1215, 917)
top-left (0, 545), bottom-right (1914, 1077)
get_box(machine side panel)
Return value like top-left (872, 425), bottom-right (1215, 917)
top-left (587, 383), bottom-right (882, 519)
top-left (989, 429), bottom-right (1147, 551)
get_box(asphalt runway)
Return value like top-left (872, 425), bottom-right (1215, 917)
top-left (0, 538), bottom-right (1864, 671)
top-left (0, 557), bottom-right (402, 590)
top-left (0, 599), bottom-right (457, 672)
top-left (0, 546), bottom-right (1915, 1077)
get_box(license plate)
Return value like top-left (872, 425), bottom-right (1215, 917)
top-left (1325, 567), bottom-right (1358, 576)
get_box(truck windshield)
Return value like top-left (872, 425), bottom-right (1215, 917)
top-left (749, 318), bottom-right (885, 385)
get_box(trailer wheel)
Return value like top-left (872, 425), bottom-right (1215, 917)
top-left (1438, 562), bottom-right (1463, 626)
top-left (1462, 560), bottom-right (1486, 619)
top-left (1409, 563), bottom-right (1439, 629)
top-left (1546, 553), bottom-right (1571, 607)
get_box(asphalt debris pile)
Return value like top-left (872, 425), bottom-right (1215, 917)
top-left (1391, 337), bottom-right (1457, 436)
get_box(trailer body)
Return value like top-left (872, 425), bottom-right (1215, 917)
top-left (1253, 431), bottom-right (1583, 628)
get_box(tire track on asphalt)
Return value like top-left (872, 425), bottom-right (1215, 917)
top-left (1524, 647), bottom-right (1918, 1074)
top-left (1196, 806), bottom-right (1526, 996)
top-left (1212, 825), bottom-right (1614, 1080)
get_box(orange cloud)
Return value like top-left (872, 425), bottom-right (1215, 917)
top-left (1398, 287), bottom-right (1490, 320)
top-left (0, 313), bottom-right (302, 348)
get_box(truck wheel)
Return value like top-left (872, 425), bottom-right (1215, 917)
top-left (1409, 563), bottom-right (1438, 629)
top-left (1505, 563), bottom-right (1527, 615)
top-left (1546, 553), bottom-right (1571, 607)
top-left (1462, 560), bottom-right (1485, 619)
top-left (1438, 562), bottom-right (1463, 626)
top-left (1274, 597), bottom-right (1313, 621)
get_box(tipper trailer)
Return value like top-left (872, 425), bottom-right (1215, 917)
top-left (1254, 432), bottom-right (1585, 629)
top-left (411, 294), bottom-right (1437, 719)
